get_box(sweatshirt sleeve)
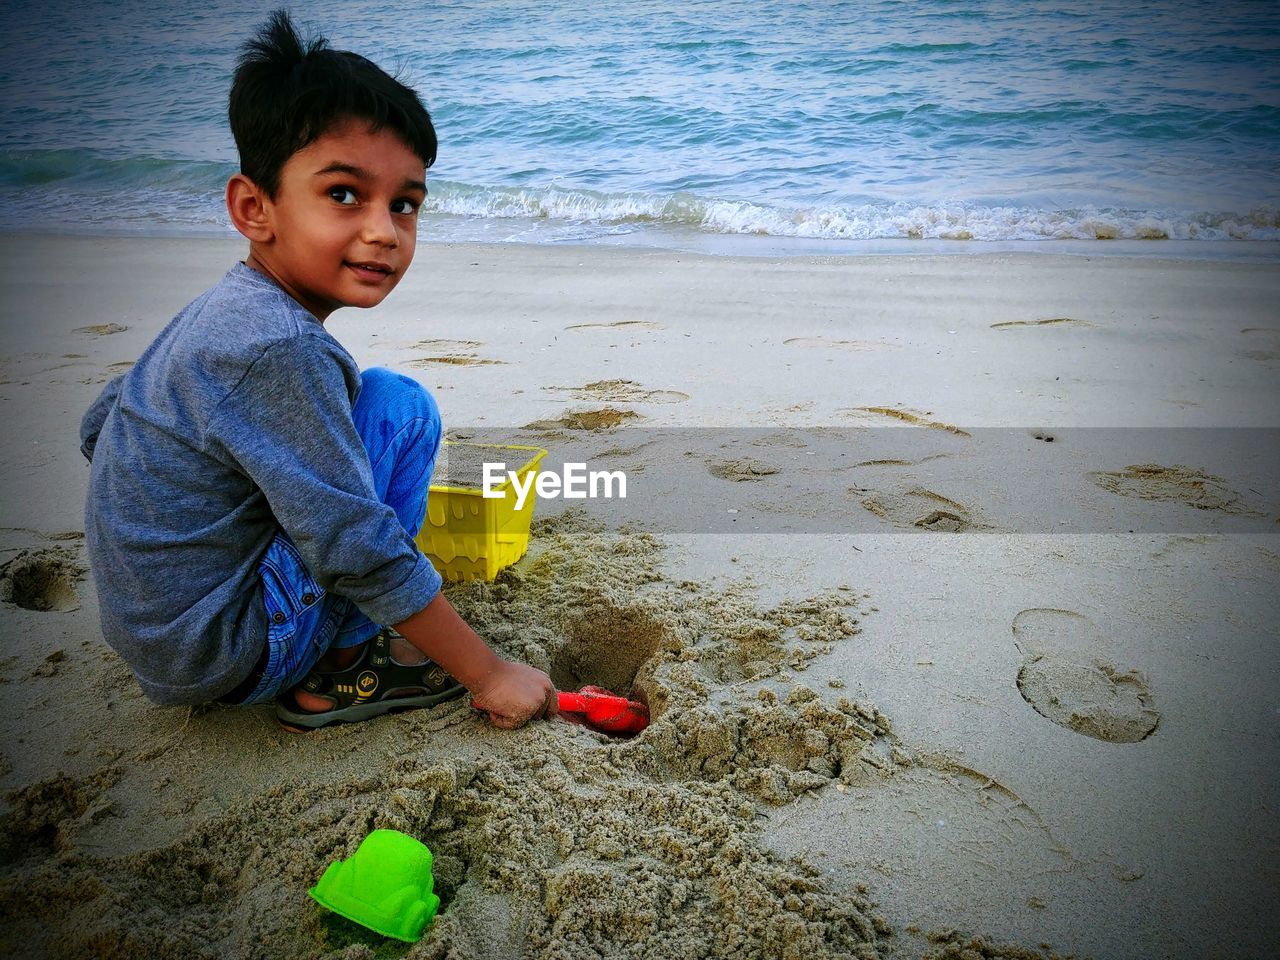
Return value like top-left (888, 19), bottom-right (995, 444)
top-left (79, 373), bottom-right (125, 462)
top-left (205, 334), bottom-right (441, 626)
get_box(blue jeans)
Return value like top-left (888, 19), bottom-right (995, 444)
top-left (231, 367), bottom-right (441, 706)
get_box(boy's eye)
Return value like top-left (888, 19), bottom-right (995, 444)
top-left (329, 186), bottom-right (357, 205)
top-left (392, 199), bottom-right (419, 215)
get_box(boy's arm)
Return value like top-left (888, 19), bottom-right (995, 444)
top-left (206, 334), bottom-right (555, 728)
top-left (393, 594), bottom-right (557, 729)
top-left (206, 335), bottom-right (440, 627)
top-left (79, 373), bottom-right (126, 462)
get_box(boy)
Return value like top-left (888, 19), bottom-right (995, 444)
top-left (78, 10), bottom-right (556, 732)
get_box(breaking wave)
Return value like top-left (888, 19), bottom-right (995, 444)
top-left (425, 181), bottom-right (1280, 242)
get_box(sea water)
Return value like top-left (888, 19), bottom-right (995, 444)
top-left (2, 0), bottom-right (1277, 256)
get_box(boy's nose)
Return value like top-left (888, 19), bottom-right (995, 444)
top-left (360, 207), bottom-right (398, 247)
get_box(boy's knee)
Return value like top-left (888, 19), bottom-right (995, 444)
top-left (359, 367), bottom-right (441, 432)
top-left (352, 369), bottom-right (443, 476)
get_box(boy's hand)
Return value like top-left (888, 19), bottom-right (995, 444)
top-left (394, 593), bottom-right (556, 730)
top-left (470, 660), bottom-right (558, 730)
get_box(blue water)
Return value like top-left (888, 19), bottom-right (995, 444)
top-left (2, 0), bottom-right (1278, 254)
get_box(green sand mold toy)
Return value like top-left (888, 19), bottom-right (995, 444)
top-left (310, 829), bottom-right (440, 942)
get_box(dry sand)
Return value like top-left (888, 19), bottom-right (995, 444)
top-left (1, 234), bottom-right (1278, 959)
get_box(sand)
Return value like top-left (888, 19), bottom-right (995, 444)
top-left (436, 443), bottom-right (544, 490)
top-left (1, 234), bottom-right (1277, 959)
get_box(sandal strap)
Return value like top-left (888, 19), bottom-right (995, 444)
top-left (301, 671), bottom-right (329, 695)
top-left (294, 629), bottom-right (457, 710)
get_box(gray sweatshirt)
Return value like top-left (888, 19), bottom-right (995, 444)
top-left (80, 262), bottom-right (441, 705)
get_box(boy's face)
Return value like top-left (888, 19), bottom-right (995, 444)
top-left (245, 119), bottom-right (427, 321)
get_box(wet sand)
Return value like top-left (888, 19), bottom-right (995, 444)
top-left (0, 234), bottom-right (1277, 958)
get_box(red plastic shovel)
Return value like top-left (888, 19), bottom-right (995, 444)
top-left (557, 685), bottom-right (649, 736)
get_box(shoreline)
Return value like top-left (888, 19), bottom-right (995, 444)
top-left (10, 225), bottom-right (1280, 265)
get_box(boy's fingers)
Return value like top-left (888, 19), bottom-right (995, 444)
top-left (487, 710), bottom-right (525, 730)
top-left (488, 696), bottom-right (554, 729)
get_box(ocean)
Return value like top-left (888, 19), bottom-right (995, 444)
top-left (2, 0), bottom-right (1278, 256)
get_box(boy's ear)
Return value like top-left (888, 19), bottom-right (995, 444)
top-left (225, 174), bottom-right (275, 243)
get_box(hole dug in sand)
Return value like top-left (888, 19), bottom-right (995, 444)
top-left (0, 547), bottom-right (86, 611)
top-left (0, 768), bottom-right (121, 865)
top-left (552, 600), bottom-right (665, 705)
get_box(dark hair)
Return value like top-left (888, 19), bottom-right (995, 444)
top-left (228, 9), bottom-right (436, 199)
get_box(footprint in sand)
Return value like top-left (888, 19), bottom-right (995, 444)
top-left (410, 338), bottom-right (483, 351)
top-left (74, 322), bottom-right (130, 337)
top-left (564, 320), bottom-right (663, 331)
top-left (751, 432), bottom-right (808, 449)
top-left (855, 485), bottom-right (986, 532)
top-left (842, 406), bottom-right (971, 438)
top-left (546, 379), bottom-right (689, 404)
top-left (1089, 463), bottom-right (1243, 513)
top-left (80, 360), bottom-right (136, 385)
top-left (853, 453), bottom-right (950, 468)
top-left (5, 354), bottom-right (98, 383)
top-left (769, 739), bottom-right (1119, 904)
top-left (1011, 608), bottom-right (1159, 743)
top-left (707, 457), bottom-right (779, 482)
top-left (783, 337), bottom-right (894, 351)
top-left (989, 318), bottom-right (1091, 330)
top-left (523, 408), bottom-right (644, 431)
top-left (408, 355), bottom-right (506, 367)
top-left (1238, 328), bottom-right (1279, 363)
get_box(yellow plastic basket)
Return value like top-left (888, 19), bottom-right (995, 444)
top-left (417, 442), bottom-right (548, 583)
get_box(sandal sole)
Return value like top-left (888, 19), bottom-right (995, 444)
top-left (275, 684), bottom-right (466, 732)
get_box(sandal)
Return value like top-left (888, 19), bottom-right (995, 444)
top-left (275, 628), bottom-right (465, 731)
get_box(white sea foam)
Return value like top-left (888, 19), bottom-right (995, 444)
top-left (425, 183), bottom-right (1280, 243)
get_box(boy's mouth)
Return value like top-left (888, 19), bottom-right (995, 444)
top-left (345, 261), bottom-right (394, 280)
